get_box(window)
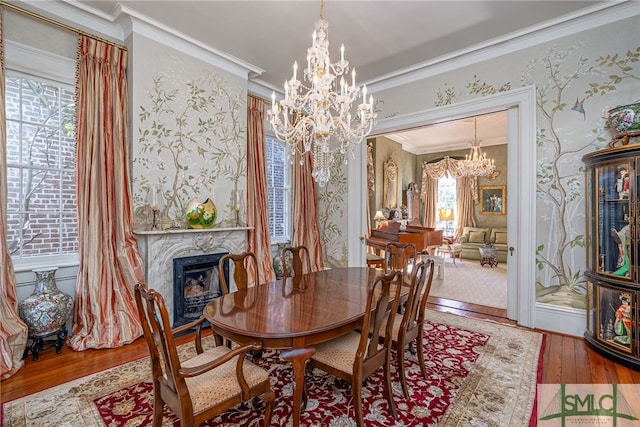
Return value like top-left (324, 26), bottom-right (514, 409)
top-left (436, 174), bottom-right (456, 236)
top-left (265, 134), bottom-right (290, 243)
top-left (5, 71), bottom-right (77, 262)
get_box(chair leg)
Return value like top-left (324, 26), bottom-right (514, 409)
top-left (384, 358), bottom-right (398, 419)
top-left (152, 387), bottom-right (163, 427)
top-left (260, 390), bottom-right (275, 427)
top-left (417, 337), bottom-right (428, 379)
top-left (353, 381), bottom-right (365, 427)
top-left (397, 347), bottom-right (410, 399)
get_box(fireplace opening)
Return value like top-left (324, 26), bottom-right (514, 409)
top-left (173, 252), bottom-right (229, 327)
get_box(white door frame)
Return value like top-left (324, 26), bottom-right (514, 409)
top-left (348, 86), bottom-right (537, 328)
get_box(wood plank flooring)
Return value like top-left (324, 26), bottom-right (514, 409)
top-left (2, 297), bottom-right (639, 404)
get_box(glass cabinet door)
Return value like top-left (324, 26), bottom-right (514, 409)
top-left (595, 161), bottom-right (632, 279)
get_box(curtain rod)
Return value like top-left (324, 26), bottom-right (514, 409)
top-left (0, 1), bottom-right (127, 50)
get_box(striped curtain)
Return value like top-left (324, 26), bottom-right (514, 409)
top-left (69, 36), bottom-right (144, 350)
top-left (0, 8), bottom-right (29, 380)
top-left (420, 166), bottom-right (438, 228)
top-left (246, 96), bottom-right (274, 284)
top-left (291, 150), bottom-right (324, 272)
top-left (456, 176), bottom-right (477, 239)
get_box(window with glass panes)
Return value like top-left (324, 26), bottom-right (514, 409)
top-left (5, 71), bottom-right (77, 260)
top-left (436, 174), bottom-right (456, 236)
top-left (265, 135), bottom-right (290, 243)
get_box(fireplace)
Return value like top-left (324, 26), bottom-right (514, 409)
top-left (173, 252), bottom-right (229, 327)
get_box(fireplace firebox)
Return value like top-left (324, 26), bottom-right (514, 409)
top-left (173, 252), bottom-right (229, 327)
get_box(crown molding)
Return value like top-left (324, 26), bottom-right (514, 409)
top-left (366, 1), bottom-right (638, 94)
top-left (11, 0), bottom-right (264, 81)
top-left (247, 80), bottom-right (279, 104)
top-left (14, 1), bottom-right (637, 97)
top-left (114, 4), bottom-right (263, 80)
top-left (397, 136), bottom-right (508, 156)
top-left (123, 17), bottom-right (257, 80)
top-left (7, 0), bottom-right (125, 43)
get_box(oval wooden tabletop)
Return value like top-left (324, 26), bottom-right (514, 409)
top-left (203, 267), bottom-right (382, 340)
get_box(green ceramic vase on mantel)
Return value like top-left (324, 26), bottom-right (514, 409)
top-left (186, 197), bottom-right (217, 229)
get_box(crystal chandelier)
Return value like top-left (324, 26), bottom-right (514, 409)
top-left (267, 0), bottom-right (376, 187)
top-left (458, 118), bottom-right (495, 177)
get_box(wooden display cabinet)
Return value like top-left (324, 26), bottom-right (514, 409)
top-left (583, 145), bottom-right (639, 370)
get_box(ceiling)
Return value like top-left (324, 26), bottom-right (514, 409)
top-left (68, 0), bottom-right (608, 153)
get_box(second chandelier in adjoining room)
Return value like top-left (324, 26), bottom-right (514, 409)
top-left (457, 118), bottom-right (496, 177)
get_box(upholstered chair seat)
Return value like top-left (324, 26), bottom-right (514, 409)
top-left (177, 346), bottom-right (272, 413)
top-left (311, 332), bottom-right (383, 372)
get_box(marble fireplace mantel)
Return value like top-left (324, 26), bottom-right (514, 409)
top-left (134, 227), bottom-right (252, 323)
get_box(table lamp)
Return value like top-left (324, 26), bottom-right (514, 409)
top-left (373, 210), bottom-right (385, 229)
top-left (439, 207), bottom-right (454, 236)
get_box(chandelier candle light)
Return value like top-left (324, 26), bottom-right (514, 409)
top-left (268, 0), bottom-right (376, 187)
top-left (458, 118), bottom-right (496, 177)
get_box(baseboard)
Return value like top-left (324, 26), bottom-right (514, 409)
top-left (535, 302), bottom-right (585, 337)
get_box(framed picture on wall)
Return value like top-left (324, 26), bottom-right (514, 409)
top-left (479, 185), bottom-right (506, 215)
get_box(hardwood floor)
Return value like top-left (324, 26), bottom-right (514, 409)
top-left (2, 297), bottom-right (639, 403)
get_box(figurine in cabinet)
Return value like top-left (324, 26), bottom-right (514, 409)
top-left (611, 224), bottom-right (630, 277)
top-left (616, 167), bottom-right (629, 199)
top-left (613, 292), bottom-right (632, 346)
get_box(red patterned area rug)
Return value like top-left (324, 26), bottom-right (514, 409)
top-left (3, 310), bottom-right (545, 426)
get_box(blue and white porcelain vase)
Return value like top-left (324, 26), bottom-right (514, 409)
top-left (18, 268), bottom-right (73, 338)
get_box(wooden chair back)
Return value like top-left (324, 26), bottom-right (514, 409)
top-left (400, 259), bottom-right (434, 339)
top-left (392, 259), bottom-right (435, 398)
top-left (384, 242), bottom-right (417, 282)
top-left (135, 283), bottom-right (184, 395)
top-left (358, 269), bottom-right (403, 381)
top-left (219, 251), bottom-right (258, 294)
top-left (282, 245), bottom-right (312, 278)
top-left (134, 283), bottom-right (274, 426)
top-left (307, 270), bottom-right (403, 426)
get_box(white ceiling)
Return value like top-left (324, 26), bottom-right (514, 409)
top-left (384, 110), bottom-right (509, 155)
top-left (65, 0), bottom-right (608, 152)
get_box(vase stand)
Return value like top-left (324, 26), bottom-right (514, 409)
top-left (23, 325), bottom-right (68, 361)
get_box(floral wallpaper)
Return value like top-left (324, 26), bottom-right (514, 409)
top-left (372, 17), bottom-right (639, 309)
top-left (131, 40), bottom-right (247, 230)
top-left (318, 154), bottom-right (349, 268)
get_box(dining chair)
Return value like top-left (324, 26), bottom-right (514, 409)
top-left (308, 270), bottom-right (402, 427)
top-left (133, 283), bottom-right (274, 427)
top-left (384, 242), bottom-right (417, 283)
top-left (380, 259), bottom-right (435, 399)
top-left (219, 251), bottom-right (259, 294)
top-left (282, 245), bottom-right (312, 278)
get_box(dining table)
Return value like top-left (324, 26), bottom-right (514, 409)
top-left (203, 266), bottom-right (400, 427)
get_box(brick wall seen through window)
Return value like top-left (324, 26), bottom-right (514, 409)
top-left (5, 72), bottom-right (77, 259)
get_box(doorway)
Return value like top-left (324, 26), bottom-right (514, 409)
top-left (378, 112), bottom-right (508, 310)
top-left (349, 87), bottom-right (537, 327)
